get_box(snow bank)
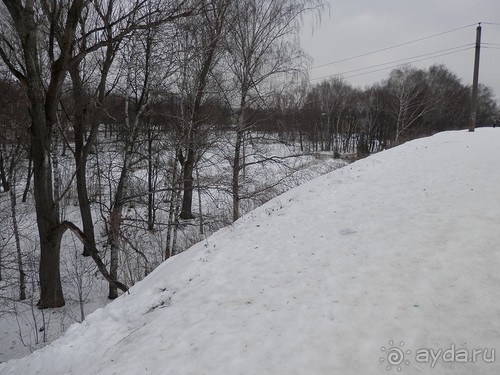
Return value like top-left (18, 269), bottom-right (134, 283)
top-left (1, 129), bottom-right (500, 375)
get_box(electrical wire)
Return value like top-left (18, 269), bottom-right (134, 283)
top-left (321, 44), bottom-right (472, 76)
top-left (311, 46), bottom-right (474, 82)
top-left (310, 23), bottom-right (477, 70)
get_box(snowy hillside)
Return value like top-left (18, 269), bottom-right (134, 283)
top-left (1, 129), bottom-right (500, 375)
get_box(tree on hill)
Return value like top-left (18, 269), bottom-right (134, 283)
top-left (0, 0), bottom-right (195, 308)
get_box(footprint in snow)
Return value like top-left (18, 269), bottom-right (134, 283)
top-left (339, 228), bottom-right (357, 235)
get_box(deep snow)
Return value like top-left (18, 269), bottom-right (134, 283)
top-left (1, 129), bottom-right (500, 374)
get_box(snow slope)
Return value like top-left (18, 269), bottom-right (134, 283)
top-left (1, 129), bottom-right (500, 375)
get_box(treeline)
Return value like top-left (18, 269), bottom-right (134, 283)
top-left (0, 0), bottom-right (497, 312)
top-left (298, 65), bottom-right (498, 156)
top-left (3, 62), bottom-right (497, 178)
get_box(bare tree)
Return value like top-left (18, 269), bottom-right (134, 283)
top-left (476, 84), bottom-right (498, 126)
top-left (385, 66), bottom-right (435, 144)
top-left (177, 0), bottom-right (231, 220)
top-left (310, 77), bottom-right (355, 153)
top-left (104, 3), bottom-right (189, 295)
top-left (357, 86), bottom-right (385, 155)
top-left (0, 0), bottom-right (88, 308)
top-left (223, 0), bottom-right (323, 221)
top-left (278, 81), bottom-right (310, 151)
top-left (0, 0), bottom-right (195, 308)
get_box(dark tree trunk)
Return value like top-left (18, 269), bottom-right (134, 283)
top-left (232, 129), bottom-right (242, 222)
top-left (22, 150), bottom-right (33, 202)
top-left (108, 156), bottom-right (129, 299)
top-left (60, 221), bottom-right (128, 294)
top-left (180, 144), bottom-right (195, 219)
top-left (37, 229), bottom-right (64, 308)
top-left (146, 118), bottom-right (156, 230)
top-left (70, 67), bottom-right (97, 257)
top-left (30, 96), bottom-right (65, 308)
top-left (231, 93), bottom-right (248, 223)
top-left (165, 152), bottom-right (180, 260)
top-left (0, 148), bottom-right (9, 192)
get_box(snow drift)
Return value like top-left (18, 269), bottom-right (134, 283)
top-left (1, 129), bottom-right (500, 375)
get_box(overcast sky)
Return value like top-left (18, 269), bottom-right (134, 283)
top-left (301, 0), bottom-right (500, 102)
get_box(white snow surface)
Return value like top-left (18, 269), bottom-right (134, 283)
top-left (1, 129), bottom-right (500, 374)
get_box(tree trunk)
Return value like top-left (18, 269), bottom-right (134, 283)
top-left (108, 209), bottom-right (121, 300)
top-left (172, 190), bottom-right (182, 255)
top-left (107, 154), bottom-right (129, 299)
top-left (30, 92), bottom-right (65, 309)
top-left (60, 221), bottom-right (128, 294)
top-left (195, 160), bottom-right (204, 235)
top-left (70, 67), bottom-right (98, 257)
top-left (147, 122), bottom-right (155, 230)
top-left (22, 151), bottom-right (33, 203)
top-left (165, 153), bottom-right (179, 260)
top-left (231, 90), bottom-right (249, 223)
top-left (180, 145), bottom-right (195, 219)
top-left (0, 148), bottom-right (9, 192)
top-left (9, 174), bottom-right (26, 300)
top-left (232, 129), bottom-right (243, 222)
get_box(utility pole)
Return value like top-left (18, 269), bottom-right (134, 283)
top-left (469, 23), bottom-right (482, 132)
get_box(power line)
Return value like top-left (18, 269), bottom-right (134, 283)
top-left (310, 23), bottom-right (477, 70)
top-left (324, 44), bottom-right (473, 76)
top-left (344, 48), bottom-right (473, 80)
top-left (311, 46), bottom-right (474, 82)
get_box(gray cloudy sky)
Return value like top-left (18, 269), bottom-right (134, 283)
top-left (301, 0), bottom-right (500, 102)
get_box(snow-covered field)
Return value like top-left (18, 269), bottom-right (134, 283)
top-left (1, 128), bottom-right (500, 374)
